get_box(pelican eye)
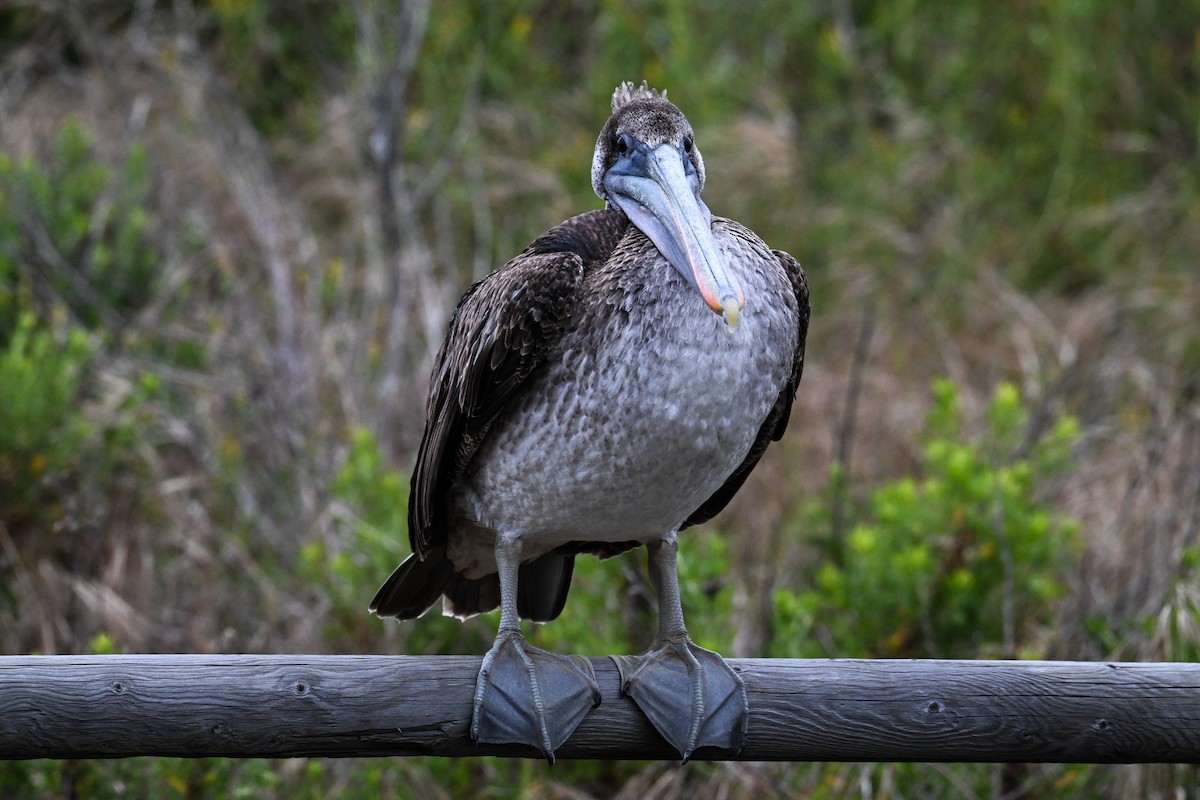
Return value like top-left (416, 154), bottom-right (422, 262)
top-left (682, 136), bottom-right (693, 153)
top-left (615, 134), bottom-right (632, 155)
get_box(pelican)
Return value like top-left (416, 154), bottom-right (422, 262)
top-left (371, 81), bottom-right (809, 761)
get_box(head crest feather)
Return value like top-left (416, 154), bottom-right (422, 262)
top-left (611, 80), bottom-right (666, 112)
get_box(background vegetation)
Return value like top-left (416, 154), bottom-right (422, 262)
top-left (1, 0), bottom-right (1198, 797)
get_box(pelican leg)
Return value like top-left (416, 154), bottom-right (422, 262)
top-left (611, 534), bottom-right (749, 761)
top-left (471, 533), bottom-right (600, 762)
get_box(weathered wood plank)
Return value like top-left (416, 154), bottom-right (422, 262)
top-left (1, 656), bottom-right (1198, 762)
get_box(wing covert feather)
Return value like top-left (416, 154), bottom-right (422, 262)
top-left (408, 253), bottom-right (584, 558)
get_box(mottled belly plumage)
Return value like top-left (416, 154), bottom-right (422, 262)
top-left (448, 224), bottom-right (796, 578)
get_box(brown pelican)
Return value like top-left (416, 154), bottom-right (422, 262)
top-left (371, 81), bottom-right (809, 761)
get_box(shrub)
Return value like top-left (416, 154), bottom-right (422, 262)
top-left (774, 378), bottom-right (1081, 659)
top-left (0, 120), bottom-right (159, 336)
top-left (0, 313), bottom-right (94, 530)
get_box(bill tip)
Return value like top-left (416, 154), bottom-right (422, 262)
top-left (721, 296), bottom-right (741, 329)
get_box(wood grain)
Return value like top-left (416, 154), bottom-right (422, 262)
top-left (1, 656), bottom-right (1197, 762)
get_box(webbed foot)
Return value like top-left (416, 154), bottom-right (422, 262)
top-left (612, 637), bottom-right (748, 761)
top-left (472, 628), bottom-right (600, 762)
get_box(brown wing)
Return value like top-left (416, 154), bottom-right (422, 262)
top-left (682, 248), bottom-right (810, 528)
top-left (408, 210), bottom-right (630, 558)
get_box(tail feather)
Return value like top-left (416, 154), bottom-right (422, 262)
top-left (369, 550), bottom-right (453, 619)
top-left (371, 549), bottom-right (577, 623)
top-left (444, 571), bottom-right (501, 619)
top-left (518, 552), bottom-right (575, 622)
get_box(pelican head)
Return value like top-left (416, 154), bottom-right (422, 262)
top-left (592, 81), bottom-right (743, 328)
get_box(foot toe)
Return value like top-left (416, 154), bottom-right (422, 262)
top-left (612, 640), bottom-right (748, 759)
top-left (473, 633), bottom-right (600, 761)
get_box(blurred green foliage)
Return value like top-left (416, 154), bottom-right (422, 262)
top-left (0, 120), bottom-right (159, 336)
top-left (774, 379), bottom-right (1081, 660)
top-left (201, 0), bottom-right (356, 134)
top-left (0, 129), bottom-right (165, 555)
top-left (0, 757), bottom-right (283, 800)
top-left (0, 314), bottom-right (93, 529)
top-left (775, 0), bottom-right (1199, 294)
top-left (190, 0), bottom-right (1200, 292)
top-left (0, 120), bottom-right (163, 611)
top-left (2, 0), bottom-right (1197, 796)
top-left (296, 425), bottom-right (407, 645)
top-left (295, 426), bottom-right (494, 655)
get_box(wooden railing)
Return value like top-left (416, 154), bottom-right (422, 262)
top-left (2, 655), bottom-right (1198, 762)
